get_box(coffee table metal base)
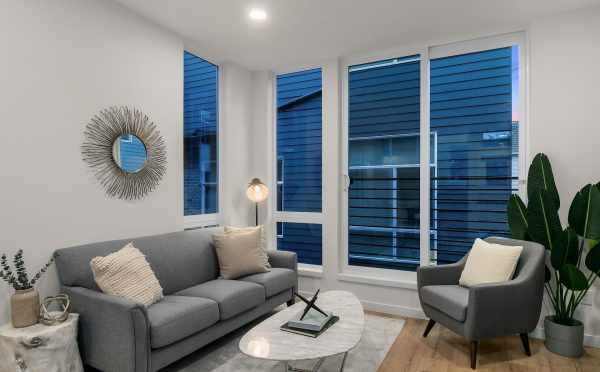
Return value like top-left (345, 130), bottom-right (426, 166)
top-left (284, 352), bottom-right (348, 372)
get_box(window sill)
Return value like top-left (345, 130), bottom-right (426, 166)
top-left (298, 265), bottom-right (323, 278)
top-left (337, 272), bottom-right (417, 290)
top-left (184, 214), bottom-right (221, 230)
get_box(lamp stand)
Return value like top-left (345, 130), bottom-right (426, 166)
top-left (255, 202), bottom-right (259, 226)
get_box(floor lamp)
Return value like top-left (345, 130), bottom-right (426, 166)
top-left (246, 178), bottom-right (269, 226)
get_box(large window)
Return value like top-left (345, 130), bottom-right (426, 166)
top-left (276, 68), bottom-right (322, 213)
top-left (347, 56), bottom-right (424, 270)
top-left (184, 51), bottom-right (218, 217)
top-left (345, 37), bottom-right (523, 271)
top-left (275, 68), bottom-right (323, 265)
top-left (430, 46), bottom-right (519, 264)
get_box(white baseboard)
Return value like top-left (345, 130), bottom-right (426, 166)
top-left (360, 299), bottom-right (427, 319)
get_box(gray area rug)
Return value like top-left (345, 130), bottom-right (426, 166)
top-left (162, 312), bottom-right (404, 372)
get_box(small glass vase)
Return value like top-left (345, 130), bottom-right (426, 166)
top-left (11, 288), bottom-right (40, 328)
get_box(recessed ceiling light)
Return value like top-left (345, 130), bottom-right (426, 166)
top-left (248, 8), bottom-right (267, 22)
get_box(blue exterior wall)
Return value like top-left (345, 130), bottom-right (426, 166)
top-left (347, 47), bottom-right (517, 270)
top-left (276, 68), bottom-right (322, 213)
top-left (276, 69), bottom-right (323, 265)
top-left (430, 47), bottom-right (516, 264)
top-left (184, 51), bottom-right (218, 216)
top-left (348, 56), bottom-right (422, 270)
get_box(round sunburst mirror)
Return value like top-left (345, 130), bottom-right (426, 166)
top-left (81, 106), bottom-right (167, 200)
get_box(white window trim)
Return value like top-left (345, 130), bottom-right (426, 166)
top-left (183, 55), bottom-right (224, 229)
top-left (271, 66), bottom-right (325, 268)
top-left (339, 32), bottom-right (528, 279)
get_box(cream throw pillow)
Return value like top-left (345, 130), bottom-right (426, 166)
top-left (90, 243), bottom-right (163, 306)
top-left (459, 238), bottom-right (523, 287)
top-left (224, 225), bottom-right (271, 268)
top-left (213, 229), bottom-right (269, 280)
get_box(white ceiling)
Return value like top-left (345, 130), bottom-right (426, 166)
top-left (114, 0), bottom-right (599, 70)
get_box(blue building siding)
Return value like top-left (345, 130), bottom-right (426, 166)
top-left (276, 68), bottom-right (322, 213)
top-left (348, 56), bottom-right (422, 271)
top-left (276, 69), bottom-right (323, 265)
top-left (347, 47), bottom-right (518, 270)
top-left (184, 51), bottom-right (218, 216)
top-left (430, 46), bottom-right (517, 264)
top-left (277, 222), bottom-right (322, 265)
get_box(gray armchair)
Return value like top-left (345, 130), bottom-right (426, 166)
top-left (417, 237), bottom-right (545, 369)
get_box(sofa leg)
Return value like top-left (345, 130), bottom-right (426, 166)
top-left (519, 333), bottom-right (531, 356)
top-left (470, 341), bottom-right (478, 369)
top-left (286, 299), bottom-right (295, 307)
top-left (422, 319), bottom-right (436, 338)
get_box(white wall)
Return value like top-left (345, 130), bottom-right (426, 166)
top-left (252, 6), bottom-right (600, 345)
top-left (220, 62), bottom-right (255, 227)
top-left (529, 6), bottom-right (600, 339)
top-left (0, 0), bottom-right (184, 324)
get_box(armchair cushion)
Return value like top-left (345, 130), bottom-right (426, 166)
top-left (147, 296), bottom-right (219, 348)
top-left (420, 285), bottom-right (469, 322)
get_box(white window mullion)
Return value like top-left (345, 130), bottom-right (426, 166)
top-left (419, 47), bottom-right (431, 267)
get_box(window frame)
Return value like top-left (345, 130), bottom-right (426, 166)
top-left (271, 66), bottom-right (325, 270)
top-left (183, 51), bottom-right (224, 229)
top-left (340, 32), bottom-right (528, 281)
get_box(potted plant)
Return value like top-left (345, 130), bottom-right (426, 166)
top-left (507, 153), bottom-right (600, 357)
top-left (0, 250), bottom-right (54, 328)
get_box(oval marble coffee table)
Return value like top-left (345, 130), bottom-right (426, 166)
top-left (239, 290), bottom-right (364, 372)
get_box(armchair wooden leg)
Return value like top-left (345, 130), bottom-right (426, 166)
top-left (422, 319), bottom-right (436, 338)
top-left (519, 333), bottom-right (531, 356)
top-left (470, 341), bottom-right (478, 369)
top-left (286, 299), bottom-right (295, 307)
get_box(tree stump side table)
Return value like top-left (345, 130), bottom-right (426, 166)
top-left (0, 313), bottom-right (83, 372)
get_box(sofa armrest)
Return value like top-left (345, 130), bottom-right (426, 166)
top-left (64, 286), bottom-right (150, 372)
top-left (417, 256), bottom-right (466, 289)
top-left (267, 250), bottom-right (298, 272)
top-left (267, 250), bottom-right (298, 296)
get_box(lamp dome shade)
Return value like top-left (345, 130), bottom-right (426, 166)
top-left (246, 178), bottom-right (269, 203)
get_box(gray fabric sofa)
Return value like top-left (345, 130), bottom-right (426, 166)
top-left (417, 237), bottom-right (545, 369)
top-left (54, 228), bottom-right (298, 372)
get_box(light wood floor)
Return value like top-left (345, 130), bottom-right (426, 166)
top-left (376, 317), bottom-right (600, 372)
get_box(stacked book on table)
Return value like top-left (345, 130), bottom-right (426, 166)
top-left (281, 308), bottom-right (339, 338)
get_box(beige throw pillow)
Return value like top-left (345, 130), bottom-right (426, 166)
top-left (224, 225), bottom-right (271, 268)
top-left (459, 238), bottom-right (523, 287)
top-left (213, 229), bottom-right (269, 280)
top-left (90, 243), bottom-right (163, 306)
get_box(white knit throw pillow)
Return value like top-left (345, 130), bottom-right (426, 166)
top-left (90, 243), bottom-right (163, 306)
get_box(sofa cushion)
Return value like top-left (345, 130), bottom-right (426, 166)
top-left (175, 280), bottom-right (265, 320)
top-left (147, 295), bottom-right (219, 348)
top-left (421, 285), bottom-right (469, 322)
top-left (240, 268), bottom-right (296, 298)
